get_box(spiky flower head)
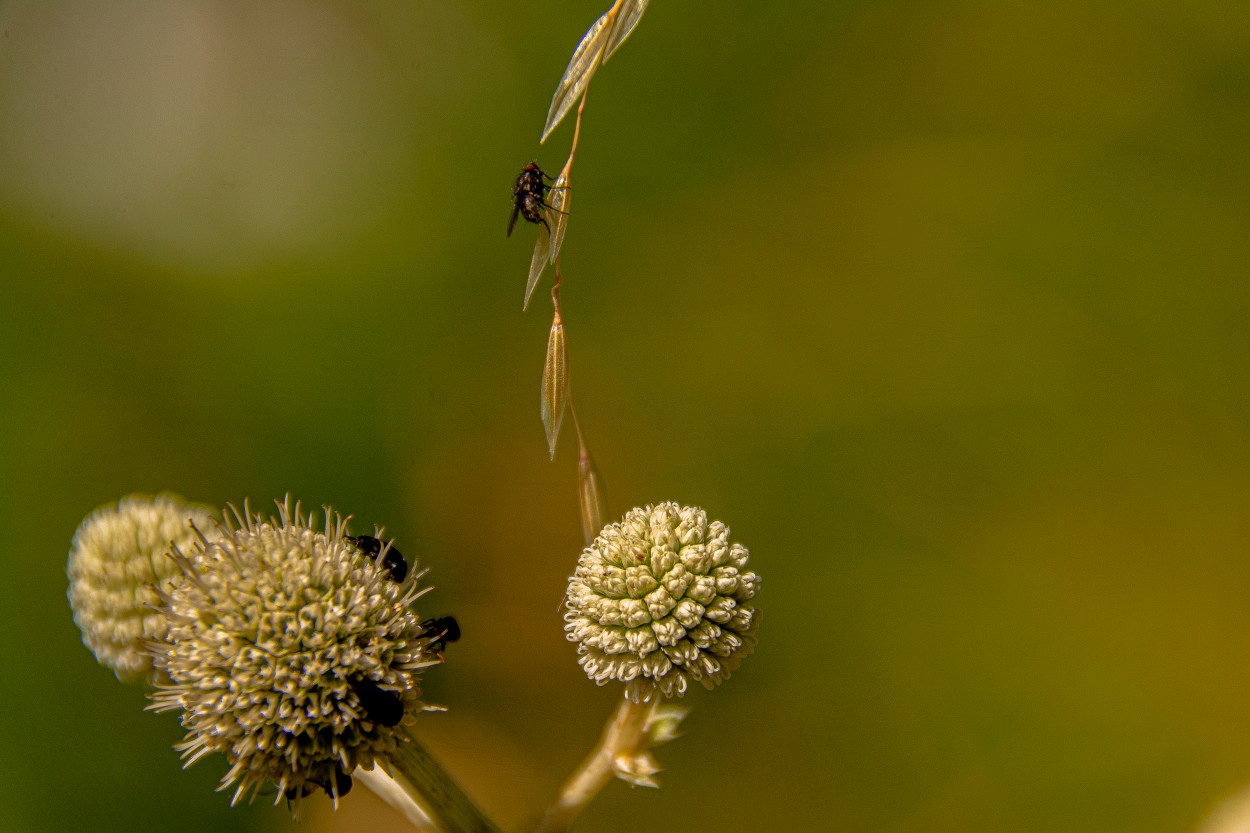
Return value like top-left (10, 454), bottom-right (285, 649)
top-left (149, 497), bottom-right (445, 806)
top-left (67, 493), bottom-right (218, 683)
top-left (564, 503), bottom-right (760, 703)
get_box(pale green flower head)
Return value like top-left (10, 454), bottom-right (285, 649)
top-left (149, 497), bottom-right (446, 806)
top-left (564, 503), bottom-right (760, 703)
top-left (66, 493), bottom-right (218, 683)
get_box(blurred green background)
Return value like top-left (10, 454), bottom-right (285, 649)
top-left (2, 1), bottom-right (1249, 832)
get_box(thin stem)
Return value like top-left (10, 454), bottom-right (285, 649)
top-left (558, 85), bottom-right (592, 185)
top-left (548, 28), bottom-right (597, 446)
top-left (531, 696), bottom-right (656, 833)
top-left (551, 263), bottom-right (564, 317)
top-left (384, 737), bottom-right (502, 833)
top-left (570, 400), bottom-right (585, 453)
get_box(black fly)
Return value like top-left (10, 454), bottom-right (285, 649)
top-left (420, 616), bottom-right (461, 652)
top-left (330, 768), bottom-right (353, 798)
top-left (349, 676), bottom-right (404, 727)
top-left (345, 534), bottom-right (407, 583)
top-left (284, 767), bottom-right (353, 804)
top-left (508, 161), bottom-right (563, 237)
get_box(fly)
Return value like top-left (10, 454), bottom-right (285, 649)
top-left (508, 161), bottom-right (564, 236)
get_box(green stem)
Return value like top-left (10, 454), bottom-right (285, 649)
top-left (531, 696), bottom-right (656, 833)
top-left (383, 737), bottom-right (502, 833)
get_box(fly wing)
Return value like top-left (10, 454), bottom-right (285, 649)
top-left (507, 202), bottom-right (521, 237)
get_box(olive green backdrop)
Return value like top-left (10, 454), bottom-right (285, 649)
top-left (1, 2), bottom-right (1248, 832)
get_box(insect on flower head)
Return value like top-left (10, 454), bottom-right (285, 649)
top-left (149, 497), bottom-right (448, 808)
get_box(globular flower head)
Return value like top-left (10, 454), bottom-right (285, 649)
top-left (67, 493), bottom-right (218, 682)
top-left (564, 503), bottom-right (760, 703)
top-left (149, 497), bottom-right (445, 806)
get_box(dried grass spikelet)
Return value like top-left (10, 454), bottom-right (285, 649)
top-left (524, 216), bottom-right (553, 311)
top-left (542, 312), bottom-right (570, 459)
top-left (522, 170), bottom-right (571, 312)
top-left (577, 446), bottom-right (607, 546)
top-left (541, 0), bottom-right (651, 143)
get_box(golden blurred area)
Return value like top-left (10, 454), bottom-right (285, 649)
top-left (1, 2), bottom-right (1248, 832)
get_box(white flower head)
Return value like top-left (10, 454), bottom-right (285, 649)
top-left (149, 497), bottom-right (446, 807)
top-left (564, 503), bottom-right (760, 703)
top-left (67, 493), bottom-right (218, 682)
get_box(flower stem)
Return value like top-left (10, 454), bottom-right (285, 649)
top-left (531, 696), bottom-right (656, 833)
top-left (381, 737), bottom-right (502, 833)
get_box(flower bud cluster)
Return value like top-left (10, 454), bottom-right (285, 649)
top-left (66, 493), bottom-right (217, 682)
top-left (564, 503), bottom-right (760, 702)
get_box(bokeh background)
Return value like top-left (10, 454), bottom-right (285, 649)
top-left (1, 1), bottom-right (1248, 832)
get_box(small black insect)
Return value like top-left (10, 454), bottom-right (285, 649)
top-left (350, 676), bottom-right (404, 727)
top-left (332, 768), bottom-right (353, 798)
top-left (420, 615), bottom-right (461, 651)
top-left (284, 782), bottom-right (316, 802)
top-left (508, 161), bottom-right (562, 237)
top-left (345, 534), bottom-right (407, 583)
top-left (284, 767), bottom-right (353, 803)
